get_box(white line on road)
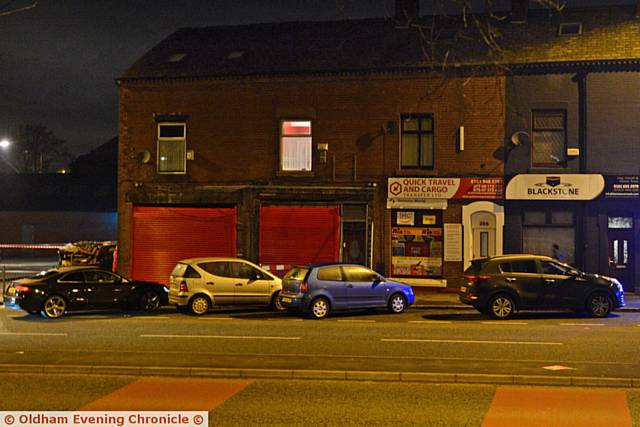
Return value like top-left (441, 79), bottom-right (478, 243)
top-left (337, 319), bottom-right (376, 323)
top-left (481, 321), bottom-right (529, 325)
top-left (560, 323), bottom-right (605, 326)
top-left (0, 332), bottom-right (67, 336)
top-left (141, 334), bottom-right (301, 340)
top-left (381, 338), bottom-right (563, 346)
top-left (408, 320), bottom-right (453, 324)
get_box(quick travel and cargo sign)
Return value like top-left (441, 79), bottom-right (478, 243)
top-left (505, 174), bottom-right (604, 200)
top-left (387, 177), bottom-right (503, 200)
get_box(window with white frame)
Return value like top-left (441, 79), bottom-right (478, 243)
top-left (400, 114), bottom-right (434, 169)
top-left (532, 110), bottom-right (566, 168)
top-left (280, 120), bottom-right (312, 172)
top-left (157, 122), bottom-right (186, 174)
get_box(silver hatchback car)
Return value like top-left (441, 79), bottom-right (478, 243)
top-left (169, 257), bottom-right (284, 315)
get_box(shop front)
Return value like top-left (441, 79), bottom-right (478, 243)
top-left (387, 177), bottom-right (503, 288)
top-left (505, 174), bottom-right (606, 280)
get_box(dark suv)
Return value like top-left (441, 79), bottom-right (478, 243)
top-left (459, 255), bottom-right (625, 319)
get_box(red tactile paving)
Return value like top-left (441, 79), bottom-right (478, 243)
top-left (482, 386), bottom-right (632, 427)
top-left (80, 378), bottom-right (252, 411)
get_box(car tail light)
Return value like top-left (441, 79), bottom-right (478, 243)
top-left (178, 280), bottom-right (189, 293)
top-left (299, 281), bottom-right (309, 293)
top-left (463, 275), bottom-right (490, 285)
top-left (15, 285), bottom-right (32, 293)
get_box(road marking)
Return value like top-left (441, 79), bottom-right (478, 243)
top-left (381, 338), bottom-right (562, 346)
top-left (141, 334), bottom-right (301, 340)
top-left (481, 321), bottom-right (529, 325)
top-left (408, 320), bottom-right (453, 324)
top-left (131, 316), bottom-right (170, 320)
top-left (482, 387), bottom-right (631, 427)
top-left (337, 319), bottom-right (376, 323)
top-left (559, 323), bottom-right (605, 327)
top-left (0, 332), bottom-right (67, 336)
top-left (81, 378), bottom-right (252, 411)
top-left (543, 365), bottom-right (575, 371)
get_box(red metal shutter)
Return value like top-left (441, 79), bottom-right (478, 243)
top-left (131, 207), bottom-right (236, 285)
top-left (259, 205), bottom-right (340, 266)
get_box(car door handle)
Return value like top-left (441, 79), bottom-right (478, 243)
top-left (505, 277), bottom-right (516, 282)
top-left (347, 284), bottom-right (354, 288)
top-left (206, 282), bottom-right (215, 286)
top-left (544, 279), bottom-right (555, 283)
top-left (235, 283), bottom-right (243, 286)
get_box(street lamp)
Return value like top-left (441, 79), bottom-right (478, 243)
top-left (0, 138), bottom-right (19, 173)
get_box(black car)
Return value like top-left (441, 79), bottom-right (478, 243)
top-left (3, 266), bottom-right (168, 319)
top-left (459, 255), bottom-right (625, 319)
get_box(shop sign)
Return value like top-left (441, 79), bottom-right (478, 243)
top-left (604, 175), bottom-right (639, 198)
top-left (387, 177), bottom-right (503, 201)
top-left (505, 174), bottom-right (604, 200)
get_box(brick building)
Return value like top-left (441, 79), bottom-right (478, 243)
top-left (116, 1), bottom-right (640, 291)
top-left (116, 2), bottom-right (507, 287)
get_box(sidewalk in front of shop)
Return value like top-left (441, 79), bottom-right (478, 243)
top-left (412, 287), bottom-right (640, 312)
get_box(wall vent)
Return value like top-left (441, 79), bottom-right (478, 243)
top-left (558, 22), bottom-right (582, 36)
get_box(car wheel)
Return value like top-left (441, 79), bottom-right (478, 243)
top-left (586, 293), bottom-right (612, 318)
top-left (488, 294), bottom-right (515, 320)
top-left (271, 291), bottom-right (286, 312)
top-left (139, 290), bottom-right (161, 312)
top-left (388, 293), bottom-right (407, 314)
top-left (41, 295), bottom-right (66, 319)
top-left (189, 295), bottom-right (210, 315)
top-left (309, 297), bottom-right (330, 319)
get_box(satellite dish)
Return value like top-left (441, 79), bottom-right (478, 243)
top-left (137, 150), bottom-right (151, 164)
top-left (510, 131), bottom-right (529, 147)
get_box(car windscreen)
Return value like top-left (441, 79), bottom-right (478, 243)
top-left (284, 267), bottom-right (309, 281)
top-left (464, 259), bottom-right (488, 275)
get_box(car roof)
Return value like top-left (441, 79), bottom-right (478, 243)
top-left (474, 254), bottom-right (555, 262)
top-left (54, 266), bottom-right (112, 273)
top-left (177, 257), bottom-right (256, 264)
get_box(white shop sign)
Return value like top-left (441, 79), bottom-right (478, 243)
top-left (505, 174), bottom-right (604, 200)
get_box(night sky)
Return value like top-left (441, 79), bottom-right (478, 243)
top-left (0, 0), bottom-right (633, 167)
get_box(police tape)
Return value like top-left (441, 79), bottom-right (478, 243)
top-left (0, 244), bottom-right (66, 249)
top-left (0, 412), bottom-right (208, 427)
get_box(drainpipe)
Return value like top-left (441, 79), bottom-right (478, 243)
top-left (572, 71), bottom-right (588, 271)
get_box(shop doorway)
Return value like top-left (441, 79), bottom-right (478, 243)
top-left (607, 216), bottom-right (635, 291)
top-left (341, 204), bottom-right (369, 267)
top-left (471, 212), bottom-right (496, 259)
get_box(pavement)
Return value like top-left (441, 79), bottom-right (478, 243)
top-left (411, 287), bottom-right (640, 311)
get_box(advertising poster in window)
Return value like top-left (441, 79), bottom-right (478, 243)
top-left (391, 210), bottom-right (443, 277)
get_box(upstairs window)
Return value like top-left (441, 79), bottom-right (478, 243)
top-left (157, 122), bottom-right (186, 174)
top-left (400, 114), bottom-right (434, 169)
top-left (280, 120), bottom-right (312, 172)
top-left (532, 110), bottom-right (566, 168)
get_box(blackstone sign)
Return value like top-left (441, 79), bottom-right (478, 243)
top-left (505, 174), bottom-right (605, 200)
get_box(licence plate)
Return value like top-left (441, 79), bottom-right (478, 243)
top-left (7, 287), bottom-right (16, 296)
top-left (281, 297), bottom-right (292, 303)
top-left (460, 286), bottom-right (467, 293)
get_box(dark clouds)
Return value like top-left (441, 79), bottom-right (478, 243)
top-left (0, 0), bottom-right (633, 162)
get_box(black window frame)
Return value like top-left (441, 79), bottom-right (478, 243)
top-left (400, 113), bottom-right (434, 169)
top-left (531, 109), bottom-right (567, 168)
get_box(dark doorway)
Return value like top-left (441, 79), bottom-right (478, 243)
top-left (342, 222), bottom-right (367, 265)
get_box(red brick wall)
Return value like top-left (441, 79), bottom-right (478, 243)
top-left (118, 73), bottom-right (505, 279)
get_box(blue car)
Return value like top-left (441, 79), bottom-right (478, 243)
top-left (280, 263), bottom-right (415, 319)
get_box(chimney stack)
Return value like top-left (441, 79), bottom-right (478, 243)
top-left (511, 0), bottom-right (529, 24)
top-left (395, 0), bottom-right (419, 27)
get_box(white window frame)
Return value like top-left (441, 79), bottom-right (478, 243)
top-left (280, 119), bottom-right (312, 172)
top-left (157, 122), bottom-right (187, 174)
